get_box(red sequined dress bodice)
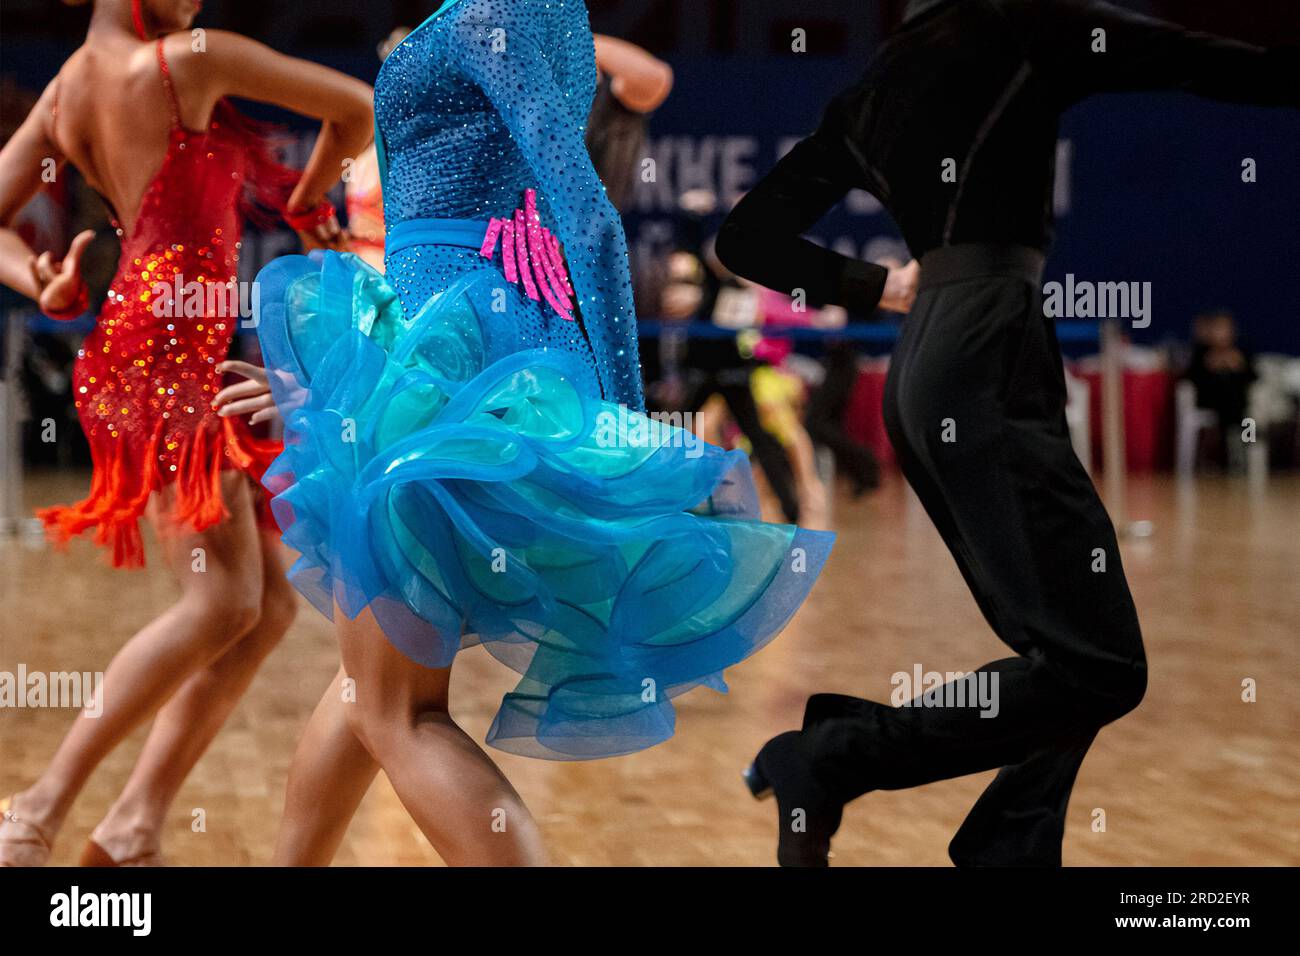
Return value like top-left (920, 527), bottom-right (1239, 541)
top-left (39, 40), bottom-right (286, 566)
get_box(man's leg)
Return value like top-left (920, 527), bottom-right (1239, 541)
top-left (947, 728), bottom-right (1098, 866)
top-left (799, 277), bottom-right (1146, 860)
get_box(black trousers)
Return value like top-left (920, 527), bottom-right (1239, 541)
top-left (801, 245), bottom-right (1147, 865)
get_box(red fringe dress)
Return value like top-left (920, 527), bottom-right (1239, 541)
top-left (38, 40), bottom-right (293, 567)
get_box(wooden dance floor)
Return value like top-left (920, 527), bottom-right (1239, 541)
top-left (3, 471), bottom-right (1298, 866)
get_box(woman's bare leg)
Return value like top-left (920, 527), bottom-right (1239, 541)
top-left (336, 608), bottom-right (549, 866)
top-left (786, 422), bottom-right (830, 527)
top-left (87, 527), bottom-right (297, 863)
top-left (0, 473), bottom-right (265, 863)
top-left (273, 667), bottom-right (379, 866)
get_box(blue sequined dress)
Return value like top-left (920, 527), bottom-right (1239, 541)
top-left (254, 0), bottom-right (835, 759)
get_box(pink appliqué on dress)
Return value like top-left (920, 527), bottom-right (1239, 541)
top-left (479, 189), bottom-right (576, 322)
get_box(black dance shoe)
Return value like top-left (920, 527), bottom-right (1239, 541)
top-left (743, 731), bottom-right (844, 867)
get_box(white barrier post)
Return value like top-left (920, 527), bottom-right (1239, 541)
top-left (0, 310), bottom-right (25, 536)
top-left (1100, 317), bottom-right (1152, 538)
top-left (1100, 319), bottom-right (1126, 529)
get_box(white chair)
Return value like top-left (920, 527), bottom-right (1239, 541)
top-left (1176, 378), bottom-right (1274, 478)
top-left (1175, 380), bottom-right (1218, 477)
top-left (1063, 368), bottom-right (1092, 472)
top-left (1250, 354), bottom-right (1300, 476)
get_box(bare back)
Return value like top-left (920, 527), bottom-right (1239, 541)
top-left (48, 35), bottom-right (213, 234)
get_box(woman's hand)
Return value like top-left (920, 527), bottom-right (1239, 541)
top-left (213, 359), bottom-right (281, 425)
top-left (295, 215), bottom-right (350, 253)
top-left (878, 259), bottom-right (919, 314)
top-left (29, 229), bottom-right (94, 317)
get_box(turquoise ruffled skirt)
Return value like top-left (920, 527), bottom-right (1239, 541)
top-left (254, 250), bottom-right (833, 759)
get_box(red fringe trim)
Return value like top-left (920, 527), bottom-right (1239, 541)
top-left (36, 418), bottom-right (282, 569)
top-left (213, 100), bottom-right (301, 230)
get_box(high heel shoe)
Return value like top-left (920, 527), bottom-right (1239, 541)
top-left (742, 761), bottom-right (772, 800)
top-left (0, 794), bottom-right (54, 867)
top-left (80, 838), bottom-right (165, 867)
top-left (743, 732), bottom-right (844, 867)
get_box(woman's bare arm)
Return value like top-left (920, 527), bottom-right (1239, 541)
top-left (166, 30), bottom-right (374, 215)
top-left (593, 35), bottom-right (674, 113)
top-left (0, 81), bottom-right (98, 314)
top-left (0, 81), bottom-right (67, 302)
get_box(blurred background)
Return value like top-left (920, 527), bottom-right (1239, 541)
top-left (3, 0), bottom-right (1299, 868)
top-left (3, 0), bottom-right (1300, 516)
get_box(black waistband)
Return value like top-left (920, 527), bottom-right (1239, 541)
top-left (918, 243), bottom-right (1046, 290)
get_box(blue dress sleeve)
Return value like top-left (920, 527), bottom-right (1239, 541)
top-left (451, 16), bottom-right (645, 411)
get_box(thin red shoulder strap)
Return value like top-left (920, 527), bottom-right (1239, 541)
top-left (154, 38), bottom-right (182, 130)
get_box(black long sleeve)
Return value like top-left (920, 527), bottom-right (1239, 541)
top-left (716, 112), bottom-right (888, 316)
top-left (719, 0), bottom-right (1299, 310)
top-left (1002, 0), bottom-right (1300, 107)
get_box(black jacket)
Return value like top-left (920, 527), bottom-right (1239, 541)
top-left (716, 0), bottom-right (1300, 314)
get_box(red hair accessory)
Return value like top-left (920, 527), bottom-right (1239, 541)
top-left (131, 0), bottom-right (149, 40)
